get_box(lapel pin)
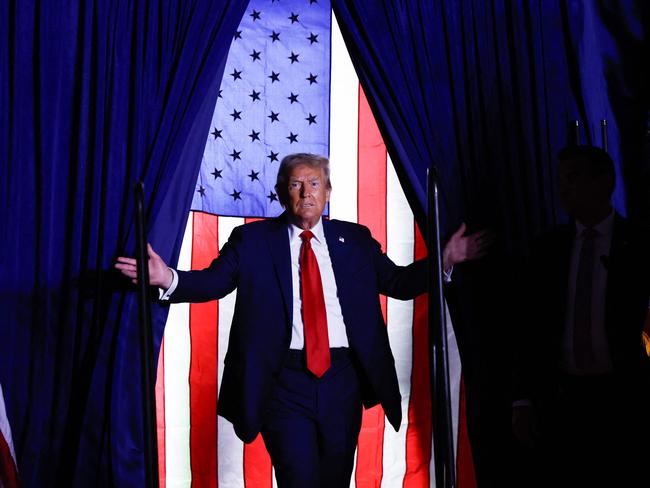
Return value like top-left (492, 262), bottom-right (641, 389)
top-left (339, 237), bottom-right (345, 243)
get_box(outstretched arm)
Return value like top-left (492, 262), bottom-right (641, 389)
top-left (377, 222), bottom-right (495, 299)
top-left (115, 243), bottom-right (174, 289)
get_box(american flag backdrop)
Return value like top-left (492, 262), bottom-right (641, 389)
top-left (190, 0), bottom-right (330, 218)
top-left (0, 383), bottom-right (19, 488)
top-left (155, 1), bottom-right (476, 486)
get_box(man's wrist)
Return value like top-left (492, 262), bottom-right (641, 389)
top-left (159, 268), bottom-right (178, 301)
top-left (163, 267), bottom-right (174, 290)
top-left (442, 246), bottom-right (452, 271)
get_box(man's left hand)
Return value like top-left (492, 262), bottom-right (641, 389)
top-left (443, 222), bottom-right (495, 271)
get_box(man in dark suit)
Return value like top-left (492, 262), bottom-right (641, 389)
top-left (511, 145), bottom-right (650, 487)
top-left (117, 153), bottom-right (491, 487)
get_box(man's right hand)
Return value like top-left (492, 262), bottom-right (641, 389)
top-left (115, 243), bottom-right (173, 289)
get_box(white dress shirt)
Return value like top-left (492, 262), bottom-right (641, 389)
top-left (160, 269), bottom-right (178, 300)
top-left (160, 218), bottom-right (350, 349)
top-left (288, 218), bottom-right (349, 349)
top-left (561, 211), bottom-right (614, 375)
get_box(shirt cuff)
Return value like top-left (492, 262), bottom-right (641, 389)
top-left (443, 265), bottom-right (453, 283)
top-left (159, 268), bottom-right (178, 301)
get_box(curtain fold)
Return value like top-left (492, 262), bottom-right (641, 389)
top-left (332, 0), bottom-right (648, 248)
top-left (0, 1), bottom-right (248, 485)
top-left (331, 1), bottom-right (648, 485)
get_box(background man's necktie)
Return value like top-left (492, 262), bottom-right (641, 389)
top-left (573, 227), bottom-right (598, 370)
top-left (299, 230), bottom-right (330, 377)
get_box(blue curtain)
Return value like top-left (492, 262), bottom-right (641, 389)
top-left (332, 0), bottom-right (649, 248)
top-left (331, 1), bottom-right (648, 485)
top-left (0, 1), bottom-right (248, 486)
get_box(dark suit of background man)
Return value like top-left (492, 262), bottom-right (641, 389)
top-left (511, 145), bottom-right (650, 488)
top-left (117, 153), bottom-right (491, 487)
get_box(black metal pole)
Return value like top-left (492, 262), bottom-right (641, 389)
top-left (427, 167), bottom-right (456, 488)
top-left (601, 119), bottom-right (608, 153)
top-left (135, 182), bottom-right (160, 488)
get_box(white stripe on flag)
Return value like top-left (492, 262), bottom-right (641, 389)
top-left (164, 218), bottom-right (193, 487)
top-left (447, 305), bottom-right (461, 458)
top-left (329, 13), bottom-right (359, 224)
top-left (383, 154), bottom-right (415, 487)
top-left (329, 17), bottom-right (361, 482)
top-left (429, 305), bottom-right (462, 487)
top-left (0, 383), bottom-right (17, 469)
top-left (216, 217), bottom-right (245, 488)
top-left (428, 305), bottom-right (462, 487)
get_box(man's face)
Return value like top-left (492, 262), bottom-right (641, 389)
top-left (558, 157), bottom-right (612, 220)
top-left (284, 164), bottom-right (330, 229)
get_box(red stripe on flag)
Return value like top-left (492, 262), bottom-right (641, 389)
top-left (156, 340), bottom-right (166, 488)
top-left (355, 86), bottom-right (388, 487)
top-left (456, 378), bottom-right (477, 488)
top-left (243, 434), bottom-right (272, 488)
top-left (242, 217), bottom-right (273, 488)
top-left (190, 212), bottom-right (219, 488)
top-left (403, 224), bottom-right (432, 486)
top-left (0, 431), bottom-right (18, 488)
top-left (356, 87), bottom-right (387, 250)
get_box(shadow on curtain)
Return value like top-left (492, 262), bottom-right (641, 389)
top-left (0, 1), bottom-right (248, 486)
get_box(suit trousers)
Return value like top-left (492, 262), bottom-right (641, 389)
top-left (260, 348), bottom-right (363, 488)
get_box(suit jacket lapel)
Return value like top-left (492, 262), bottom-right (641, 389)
top-left (267, 213), bottom-right (293, 324)
top-left (323, 219), bottom-right (353, 288)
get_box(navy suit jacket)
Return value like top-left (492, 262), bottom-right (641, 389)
top-left (169, 214), bottom-right (427, 443)
top-left (513, 214), bottom-right (650, 406)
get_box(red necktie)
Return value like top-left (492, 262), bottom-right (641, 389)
top-left (299, 230), bottom-right (330, 377)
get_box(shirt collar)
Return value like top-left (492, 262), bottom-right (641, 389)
top-left (288, 217), bottom-right (325, 244)
top-left (575, 210), bottom-right (614, 238)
